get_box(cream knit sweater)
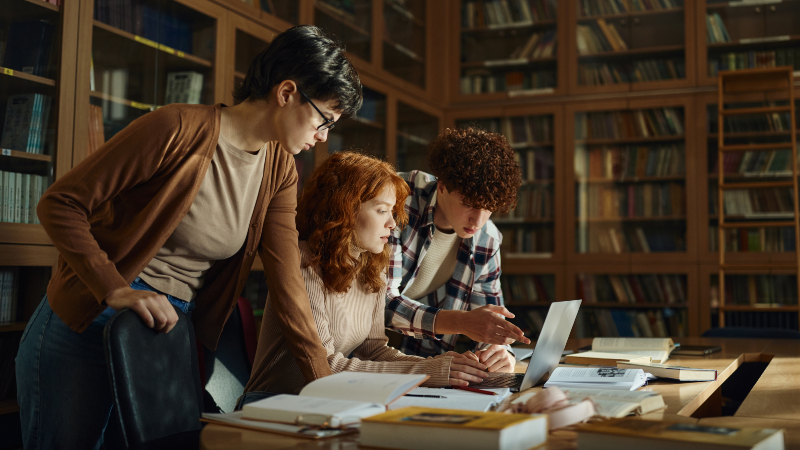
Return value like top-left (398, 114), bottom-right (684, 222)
top-left (245, 241), bottom-right (453, 394)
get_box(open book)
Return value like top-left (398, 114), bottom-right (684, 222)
top-left (589, 337), bottom-right (675, 363)
top-left (544, 367), bottom-right (648, 391)
top-left (241, 372), bottom-right (429, 428)
top-left (559, 388), bottom-right (666, 417)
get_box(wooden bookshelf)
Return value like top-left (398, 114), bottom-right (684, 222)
top-left (453, 0), bottom-right (567, 100)
top-left (395, 101), bottom-right (440, 173)
top-left (569, 0), bottom-right (696, 94)
top-left (382, 0), bottom-right (426, 88)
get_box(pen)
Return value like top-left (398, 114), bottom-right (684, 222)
top-left (405, 394), bottom-right (446, 398)
top-left (453, 386), bottom-right (497, 396)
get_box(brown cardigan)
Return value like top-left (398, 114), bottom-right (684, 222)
top-left (37, 103), bottom-right (332, 382)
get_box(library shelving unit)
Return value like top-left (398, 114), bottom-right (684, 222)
top-left (567, 264), bottom-right (697, 337)
top-left (698, 0), bottom-right (800, 86)
top-left (74, 0), bottom-right (227, 163)
top-left (0, 0), bottom-right (78, 422)
top-left (565, 96), bottom-right (698, 265)
top-left (453, 0), bottom-right (567, 101)
top-left (382, 0), bottom-right (426, 89)
top-left (395, 100), bottom-right (439, 173)
top-left (569, 0), bottom-right (696, 95)
top-left (327, 85), bottom-right (387, 159)
top-left (713, 68), bottom-right (800, 329)
top-left (314, 0), bottom-right (373, 63)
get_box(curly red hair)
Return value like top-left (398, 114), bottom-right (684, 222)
top-left (428, 127), bottom-right (522, 213)
top-left (296, 151), bottom-right (410, 294)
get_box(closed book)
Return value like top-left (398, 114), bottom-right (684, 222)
top-left (591, 337), bottom-right (675, 363)
top-left (671, 345), bottom-right (721, 356)
top-left (577, 418), bottom-right (785, 450)
top-left (360, 407), bottom-right (547, 450)
top-left (565, 351), bottom-right (651, 366)
top-left (616, 362), bottom-right (717, 381)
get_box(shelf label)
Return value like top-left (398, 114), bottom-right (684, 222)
top-left (158, 44), bottom-right (175, 55)
top-left (1, 149), bottom-right (11, 156)
top-left (484, 58), bottom-right (529, 67)
top-left (739, 35), bottom-right (790, 44)
top-left (2, 68), bottom-right (12, 76)
top-left (134, 35), bottom-right (158, 49)
top-left (129, 101), bottom-right (152, 111)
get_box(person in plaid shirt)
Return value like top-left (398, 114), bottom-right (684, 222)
top-left (385, 127), bottom-right (530, 377)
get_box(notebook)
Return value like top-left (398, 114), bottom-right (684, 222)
top-left (471, 299), bottom-right (581, 392)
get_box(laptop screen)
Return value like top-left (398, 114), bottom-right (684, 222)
top-left (519, 299), bottom-right (582, 391)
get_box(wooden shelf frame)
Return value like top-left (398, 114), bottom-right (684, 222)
top-left (565, 96), bottom-right (699, 265)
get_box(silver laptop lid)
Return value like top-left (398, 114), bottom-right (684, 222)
top-left (519, 299), bottom-right (581, 391)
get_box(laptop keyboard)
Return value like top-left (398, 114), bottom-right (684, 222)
top-left (472, 373), bottom-right (525, 388)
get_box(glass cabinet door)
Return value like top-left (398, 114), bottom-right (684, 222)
top-left (315, 0), bottom-right (372, 62)
top-left (396, 101), bottom-right (438, 173)
top-left (574, 107), bottom-right (687, 254)
top-left (0, 0), bottom-right (62, 226)
top-left (89, 0), bottom-right (218, 145)
top-left (260, 0), bottom-right (300, 24)
top-left (383, 0), bottom-right (426, 88)
top-left (327, 86), bottom-right (386, 159)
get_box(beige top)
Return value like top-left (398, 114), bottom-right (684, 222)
top-left (244, 241), bottom-right (453, 395)
top-left (402, 227), bottom-right (461, 300)
top-left (139, 134), bottom-right (267, 301)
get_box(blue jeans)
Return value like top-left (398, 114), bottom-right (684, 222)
top-left (15, 277), bottom-right (194, 450)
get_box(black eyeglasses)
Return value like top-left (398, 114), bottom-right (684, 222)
top-left (299, 90), bottom-right (336, 131)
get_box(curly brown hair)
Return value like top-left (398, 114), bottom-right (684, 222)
top-left (427, 127), bottom-right (522, 213)
top-left (296, 152), bottom-right (410, 294)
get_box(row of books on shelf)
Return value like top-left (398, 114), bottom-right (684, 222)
top-left (712, 274), bottom-right (797, 306)
top-left (576, 20), bottom-right (627, 56)
top-left (709, 107), bottom-right (792, 133)
top-left (575, 307), bottom-right (686, 339)
top-left (578, 59), bottom-right (685, 86)
top-left (514, 149), bottom-right (554, 181)
top-left (708, 49), bottom-right (800, 76)
top-left (577, 273), bottom-right (687, 304)
top-left (460, 69), bottom-right (555, 94)
top-left (0, 333), bottom-right (20, 401)
top-left (1, 20), bottom-right (55, 78)
top-left (0, 172), bottom-right (48, 224)
top-left (501, 116), bottom-right (554, 147)
top-left (577, 182), bottom-right (686, 219)
top-left (705, 12), bottom-right (730, 44)
top-left (714, 149), bottom-right (794, 177)
top-left (718, 311), bottom-right (798, 330)
top-left (501, 274), bottom-right (554, 303)
top-left (710, 187), bottom-right (794, 216)
top-left (582, 225), bottom-right (685, 253)
top-left (496, 226), bottom-right (554, 254)
top-left (461, 0), bottom-right (555, 29)
top-left (709, 225), bottom-right (796, 252)
top-left (578, 0), bottom-right (681, 17)
top-left (507, 30), bottom-right (557, 60)
top-left (0, 269), bottom-right (18, 324)
top-left (575, 108), bottom-right (684, 140)
top-left (575, 144), bottom-right (685, 180)
top-left (502, 184), bottom-right (553, 220)
top-left (93, 0), bottom-right (195, 54)
top-left (1, 94), bottom-right (52, 155)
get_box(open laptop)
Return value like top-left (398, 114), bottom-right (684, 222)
top-left (470, 299), bottom-right (581, 392)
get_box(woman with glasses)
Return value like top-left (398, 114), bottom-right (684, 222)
top-left (238, 152), bottom-right (489, 408)
top-left (16, 25), bottom-right (361, 450)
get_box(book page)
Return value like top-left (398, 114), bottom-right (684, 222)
top-left (547, 367), bottom-right (643, 384)
top-left (299, 372), bottom-right (428, 405)
top-left (592, 338), bottom-right (674, 352)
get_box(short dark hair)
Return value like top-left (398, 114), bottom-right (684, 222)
top-left (428, 127), bottom-right (522, 213)
top-left (233, 25), bottom-right (362, 118)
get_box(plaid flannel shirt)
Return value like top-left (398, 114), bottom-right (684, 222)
top-left (384, 171), bottom-right (506, 357)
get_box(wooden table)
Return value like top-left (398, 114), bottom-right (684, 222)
top-left (200, 337), bottom-right (800, 450)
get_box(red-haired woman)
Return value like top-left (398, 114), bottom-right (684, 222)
top-left (240, 152), bottom-right (488, 406)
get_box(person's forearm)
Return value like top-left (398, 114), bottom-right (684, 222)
top-left (433, 310), bottom-right (465, 335)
